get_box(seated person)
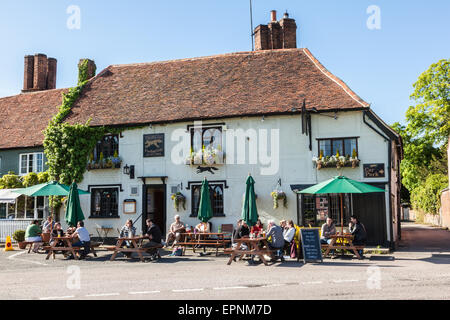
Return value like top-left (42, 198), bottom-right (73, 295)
top-left (50, 222), bottom-right (65, 248)
top-left (195, 221), bottom-right (210, 233)
top-left (235, 221), bottom-right (250, 240)
top-left (165, 215), bottom-right (185, 247)
top-left (283, 220), bottom-right (296, 255)
top-left (232, 219), bottom-right (243, 241)
top-left (120, 219), bottom-right (137, 258)
top-left (250, 219), bottom-right (263, 236)
top-left (25, 220), bottom-right (43, 253)
top-left (42, 216), bottom-right (55, 233)
top-left (349, 216), bottom-right (367, 258)
top-left (320, 217), bottom-right (336, 245)
top-left (266, 220), bottom-right (285, 251)
top-left (143, 219), bottom-right (163, 260)
top-left (70, 221), bottom-right (91, 259)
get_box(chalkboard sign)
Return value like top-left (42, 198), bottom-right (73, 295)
top-left (300, 228), bottom-right (323, 264)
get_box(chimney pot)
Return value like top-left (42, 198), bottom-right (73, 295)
top-left (271, 10), bottom-right (277, 22)
top-left (23, 55), bottom-right (34, 91)
top-left (47, 58), bottom-right (57, 90)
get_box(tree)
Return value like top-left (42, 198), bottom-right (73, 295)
top-left (392, 59), bottom-right (449, 215)
top-left (406, 59), bottom-right (449, 145)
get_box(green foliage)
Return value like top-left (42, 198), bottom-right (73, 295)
top-left (12, 230), bottom-right (25, 242)
top-left (78, 59), bottom-right (96, 85)
top-left (407, 59), bottom-right (449, 145)
top-left (37, 171), bottom-right (50, 184)
top-left (410, 173), bottom-right (448, 215)
top-left (0, 173), bottom-right (23, 189)
top-left (392, 59), bottom-right (449, 214)
top-left (22, 172), bottom-right (39, 187)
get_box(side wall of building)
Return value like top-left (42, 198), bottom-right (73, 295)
top-left (0, 147), bottom-right (47, 177)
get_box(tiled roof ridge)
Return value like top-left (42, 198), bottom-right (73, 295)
top-left (107, 48), bottom-right (302, 69)
top-left (301, 48), bottom-right (370, 108)
top-left (0, 87), bottom-right (67, 101)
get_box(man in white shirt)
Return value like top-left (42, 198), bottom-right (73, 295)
top-left (70, 221), bottom-right (91, 259)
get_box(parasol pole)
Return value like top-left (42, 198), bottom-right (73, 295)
top-left (340, 193), bottom-right (344, 235)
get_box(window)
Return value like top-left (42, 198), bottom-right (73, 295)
top-left (93, 135), bottom-right (119, 162)
top-left (318, 138), bottom-right (358, 157)
top-left (19, 152), bottom-right (44, 175)
top-left (90, 187), bottom-right (119, 218)
top-left (190, 183), bottom-right (225, 217)
top-left (299, 193), bottom-right (352, 227)
top-left (190, 126), bottom-right (223, 164)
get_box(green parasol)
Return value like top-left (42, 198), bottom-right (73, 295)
top-left (65, 182), bottom-right (86, 227)
top-left (298, 175), bottom-right (384, 234)
top-left (241, 174), bottom-right (259, 227)
top-left (197, 178), bottom-right (213, 223)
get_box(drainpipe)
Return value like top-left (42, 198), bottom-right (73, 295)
top-left (363, 110), bottom-right (394, 249)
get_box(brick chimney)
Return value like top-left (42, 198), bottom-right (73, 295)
top-left (22, 53), bottom-right (57, 92)
top-left (78, 59), bottom-right (96, 82)
top-left (254, 10), bottom-right (298, 50)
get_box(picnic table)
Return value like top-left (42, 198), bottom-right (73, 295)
top-left (177, 232), bottom-right (230, 256)
top-left (106, 236), bottom-right (162, 262)
top-left (322, 234), bottom-right (364, 259)
top-left (45, 236), bottom-right (80, 260)
top-left (226, 237), bottom-right (274, 266)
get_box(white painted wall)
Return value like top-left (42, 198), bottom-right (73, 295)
top-left (73, 111), bottom-right (391, 240)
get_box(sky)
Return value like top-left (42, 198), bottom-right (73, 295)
top-left (0, 0), bottom-right (449, 125)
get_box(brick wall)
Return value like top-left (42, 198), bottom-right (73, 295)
top-left (441, 190), bottom-right (450, 229)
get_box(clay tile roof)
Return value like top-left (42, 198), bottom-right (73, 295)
top-left (0, 88), bottom-right (67, 149)
top-left (67, 48), bottom-right (369, 127)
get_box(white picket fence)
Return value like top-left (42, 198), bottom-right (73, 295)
top-left (0, 219), bottom-right (40, 242)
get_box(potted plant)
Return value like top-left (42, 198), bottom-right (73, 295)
top-left (171, 192), bottom-right (186, 211)
top-left (13, 230), bottom-right (26, 249)
top-left (111, 150), bottom-right (122, 168)
top-left (271, 190), bottom-right (287, 209)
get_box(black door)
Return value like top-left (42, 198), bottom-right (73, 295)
top-left (143, 185), bottom-right (166, 236)
top-left (352, 193), bottom-right (387, 246)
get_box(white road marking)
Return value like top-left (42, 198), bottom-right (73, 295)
top-left (261, 283), bottom-right (284, 288)
top-left (301, 281), bottom-right (323, 285)
top-left (8, 251), bottom-right (48, 266)
top-left (40, 296), bottom-right (75, 300)
top-left (333, 279), bottom-right (359, 283)
top-left (172, 288), bottom-right (204, 292)
top-left (129, 290), bottom-right (161, 295)
top-left (86, 293), bottom-right (120, 297)
top-left (213, 286), bottom-right (248, 290)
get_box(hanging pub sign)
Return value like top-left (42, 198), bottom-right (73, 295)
top-left (363, 163), bottom-right (385, 178)
top-left (300, 228), bottom-right (323, 264)
top-left (123, 199), bottom-right (136, 214)
top-left (143, 133), bottom-right (164, 157)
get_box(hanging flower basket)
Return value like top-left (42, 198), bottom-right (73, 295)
top-left (271, 190), bottom-right (287, 209)
top-left (171, 192), bottom-right (186, 211)
top-left (185, 147), bottom-right (225, 166)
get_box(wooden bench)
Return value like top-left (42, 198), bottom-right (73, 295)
top-left (108, 237), bottom-right (163, 262)
top-left (22, 241), bottom-right (43, 253)
top-left (177, 240), bottom-right (231, 254)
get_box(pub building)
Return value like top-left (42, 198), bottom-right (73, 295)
top-left (1, 11), bottom-right (403, 248)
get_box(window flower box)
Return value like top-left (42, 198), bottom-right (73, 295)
top-left (312, 155), bottom-right (360, 170)
top-left (87, 156), bottom-right (122, 170)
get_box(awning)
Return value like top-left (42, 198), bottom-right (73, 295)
top-left (0, 189), bottom-right (23, 204)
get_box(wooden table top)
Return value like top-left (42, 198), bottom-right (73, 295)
top-left (235, 237), bottom-right (268, 242)
top-left (117, 236), bottom-right (148, 241)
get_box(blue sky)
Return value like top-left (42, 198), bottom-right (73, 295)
top-left (0, 0), bottom-right (449, 125)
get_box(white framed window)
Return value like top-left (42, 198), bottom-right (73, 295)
top-left (19, 152), bottom-right (44, 175)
